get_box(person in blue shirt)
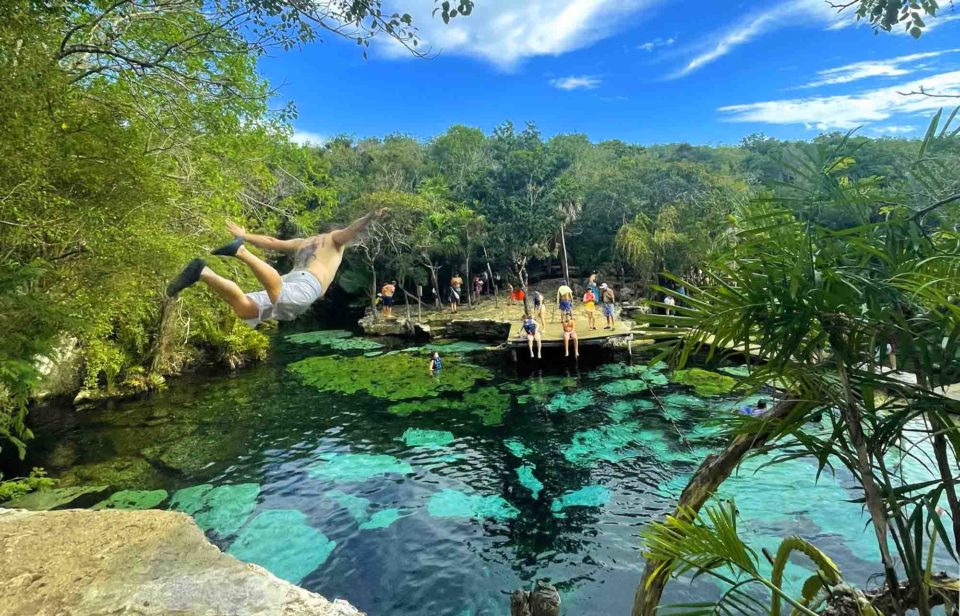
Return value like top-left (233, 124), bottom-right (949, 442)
top-left (429, 352), bottom-right (442, 374)
top-left (741, 399), bottom-right (767, 416)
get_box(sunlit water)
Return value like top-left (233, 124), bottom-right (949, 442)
top-left (21, 331), bottom-right (942, 615)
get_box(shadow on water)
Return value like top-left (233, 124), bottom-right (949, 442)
top-left (18, 329), bottom-right (925, 616)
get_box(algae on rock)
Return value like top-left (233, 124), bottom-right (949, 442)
top-left (545, 390), bottom-right (595, 413)
top-left (599, 379), bottom-right (649, 397)
top-left (92, 489), bottom-right (168, 510)
top-left (57, 456), bottom-right (165, 490)
top-left (671, 368), bottom-right (739, 396)
top-left (290, 354), bottom-right (490, 401)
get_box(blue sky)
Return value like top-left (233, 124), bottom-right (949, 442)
top-left (257, 0), bottom-right (960, 146)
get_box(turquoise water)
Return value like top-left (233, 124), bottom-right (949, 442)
top-left (21, 331), bottom-right (943, 615)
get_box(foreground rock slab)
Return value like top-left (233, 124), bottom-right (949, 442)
top-left (0, 508), bottom-right (363, 616)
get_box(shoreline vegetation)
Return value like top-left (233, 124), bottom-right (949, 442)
top-left (2, 2), bottom-right (959, 615)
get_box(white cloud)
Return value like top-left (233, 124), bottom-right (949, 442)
top-left (671, 0), bottom-right (865, 78)
top-left (799, 50), bottom-right (960, 88)
top-left (378, 0), bottom-right (663, 70)
top-left (870, 124), bottom-right (917, 134)
top-left (291, 130), bottom-right (327, 146)
top-left (550, 75), bottom-right (602, 90)
top-left (718, 70), bottom-right (960, 130)
top-left (637, 37), bottom-right (675, 51)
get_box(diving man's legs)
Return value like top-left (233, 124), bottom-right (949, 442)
top-left (198, 267), bottom-right (260, 321)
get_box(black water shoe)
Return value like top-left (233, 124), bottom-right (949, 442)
top-left (211, 237), bottom-right (244, 257)
top-left (166, 258), bottom-right (206, 297)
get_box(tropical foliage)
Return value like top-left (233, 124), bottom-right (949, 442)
top-left (634, 112), bottom-right (960, 616)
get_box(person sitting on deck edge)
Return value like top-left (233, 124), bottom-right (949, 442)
top-left (562, 317), bottom-right (579, 359)
top-left (166, 209), bottom-right (383, 327)
top-left (521, 313), bottom-right (542, 359)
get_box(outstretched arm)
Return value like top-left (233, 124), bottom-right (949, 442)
top-left (227, 221), bottom-right (303, 254)
top-left (331, 209), bottom-right (385, 248)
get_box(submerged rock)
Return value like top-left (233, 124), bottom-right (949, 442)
top-left (515, 464), bottom-right (544, 500)
top-left (358, 508), bottom-right (405, 530)
top-left (545, 390), bottom-right (595, 413)
top-left (92, 489), bottom-right (169, 510)
top-left (427, 489), bottom-right (519, 522)
top-left (401, 428), bottom-right (455, 448)
top-left (228, 509), bottom-right (337, 584)
top-left (2, 485), bottom-right (110, 511)
top-left (170, 483), bottom-right (260, 537)
top-left (550, 485), bottom-right (610, 517)
top-left (56, 456), bottom-right (165, 490)
top-left (0, 508), bottom-right (362, 616)
top-left (599, 379), bottom-right (649, 397)
top-left (309, 453), bottom-right (413, 482)
top-left (504, 438), bottom-right (533, 459)
top-left (142, 431), bottom-right (245, 474)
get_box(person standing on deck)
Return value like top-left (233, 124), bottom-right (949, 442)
top-left (449, 272), bottom-right (463, 313)
top-left (532, 290), bottom-right (546, 330)
top-left (166, 210), bottom-right (384, 327)
top-left (521, 313), bottom-right (542, 359)
top-left (582, 287), bottom-right (597, 330)
top-left (585, 272), bottom-right (601, 310)
top-left (562, 317), bottom-right (579, 358)
top-left (600, 283), bottom-right (616, 330)
top-left (557, 280), bottom-right (574, 323)
top-left (664, 294), bottom-right (676, 316)
top-left (380, 280), bottom-right (396, 318)
top-left (473, 276), bottom-right (483, 302)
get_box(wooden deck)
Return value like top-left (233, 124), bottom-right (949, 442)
top-left (506, 314), bottom-right (633, 349)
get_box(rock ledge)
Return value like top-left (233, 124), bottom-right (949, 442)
top-left (0, 508), bottom-right (363, 616)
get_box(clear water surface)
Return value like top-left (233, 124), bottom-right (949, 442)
top-left (22, 330), bottom-right (937, 615)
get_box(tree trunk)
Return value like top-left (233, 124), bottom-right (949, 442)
top-left (426, 259), bottom-right (441, 308)
top-left (370, 264), bottom-right (378, 320)
top-left (465, 252), bottom-right (472, 308)
top-left (560, 222), bottom-right (570, 283)
top-left (835, 357), bottom-right (904, 615)
top-left (632, 399), bottom-right (800, 616)
top-left (149, 297), bottom-right (177, 374)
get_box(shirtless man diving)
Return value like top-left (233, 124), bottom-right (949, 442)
top-left (166, 209), bottom-right (383, 327)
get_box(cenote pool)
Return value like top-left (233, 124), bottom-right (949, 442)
top-left (21, 330), bottom-right (938, 615)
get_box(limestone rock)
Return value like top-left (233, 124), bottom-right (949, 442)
top-left (0, 508), bottom-right (363, 616)
top-left (2, 485), bottom-right (111, 511)
top-left (444, 319), bottom-right (511, 341)
top-left (34, 336), bottom-right (83, 400)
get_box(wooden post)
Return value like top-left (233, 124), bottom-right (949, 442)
top-left (417, 285), bottom-right (422, 323)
